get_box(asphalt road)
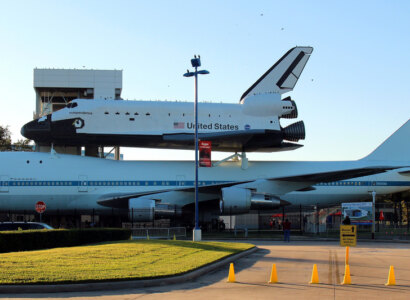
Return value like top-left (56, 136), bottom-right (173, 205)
top-left (3, 241), bottom-right (410, 300)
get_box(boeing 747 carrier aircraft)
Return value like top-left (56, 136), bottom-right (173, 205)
top-left (22, 47), bottom-right (312, 152)
top-left (1, 120), bottom-right (409, 221)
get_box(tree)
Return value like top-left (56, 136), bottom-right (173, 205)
top-left (0, 125), bottom-right (12, 151)
top-left (13, 138), bottom-right (33, 151)
top-left (0, 125), bottom-right (33, 151)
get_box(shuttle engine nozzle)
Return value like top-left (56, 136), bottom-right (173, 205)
top-left (283, 121), bottom-right (305, 142)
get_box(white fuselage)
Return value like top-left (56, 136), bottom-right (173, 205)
top-left (0, 152), bottom-right (408, 212)
top-left (51, 96), bottom-right (294, 135)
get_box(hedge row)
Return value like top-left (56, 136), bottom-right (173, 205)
top-left (0, 228), bottom-right (132, 253)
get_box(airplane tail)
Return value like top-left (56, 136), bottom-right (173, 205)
top-left (240, 46), bottom-right (313, 102)
top-left (363, 119), bottom-right (410, 162)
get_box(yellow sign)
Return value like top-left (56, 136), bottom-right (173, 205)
top-left (340, 225), bottom-right (357, 246)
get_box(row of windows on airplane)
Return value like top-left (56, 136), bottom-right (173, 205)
top-left (6, 181), bottom-right (219, 186)
top-left (317, 181), bottom-right (369, 186)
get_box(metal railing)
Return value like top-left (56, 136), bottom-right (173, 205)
top-left (131, 227), bottom-right (187, 239)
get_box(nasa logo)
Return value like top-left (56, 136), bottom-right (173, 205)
top-left (244, 124), bottom-right (251, 130)
top-left (73, 119), bottom-right (85, 129)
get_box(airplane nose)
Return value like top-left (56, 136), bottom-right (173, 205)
top-left (21, 116), bottom-right (52, 142)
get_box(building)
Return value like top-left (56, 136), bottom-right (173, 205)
top-left (33, 68), bottom-right (122, 157)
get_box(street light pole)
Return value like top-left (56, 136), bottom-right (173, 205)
top-left (372, 191), bottom-right (376, 239)
top-left (194, 65), bottom-right (199, 233)
top-left (184, 55), bottom-right (209, 242)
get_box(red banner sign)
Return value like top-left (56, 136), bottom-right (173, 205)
top-left (199, 141), bottom-right (212, 167)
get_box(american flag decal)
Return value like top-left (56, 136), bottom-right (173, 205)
top-left (173, 122), bottom-right (185, 129)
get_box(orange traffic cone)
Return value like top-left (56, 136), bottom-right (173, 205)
top-left (341, 264), bottom-right (351, 285)
top-left (385, 265), bottom-right (396, 286)
top-left (268, 263), bottom-right (278, 283)
top-left (309, 264), bottom-right (319, 284)
top-left (227, 263), bottom-right (236, 283)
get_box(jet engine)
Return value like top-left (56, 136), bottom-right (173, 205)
top-left (128, 197), bottom-right (182, 221)
top-left (220, 187), bottom-right (252, 214)
top-left (128, 198), bottom-right (155, 222)
top-left (219, 187), bottom-right (287, 215)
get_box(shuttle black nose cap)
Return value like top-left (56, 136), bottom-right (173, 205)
top-left (21, 116), bottom-right (52, 142)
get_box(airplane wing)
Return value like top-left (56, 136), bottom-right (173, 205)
top-left (398, 168), bottom-right (410, 176)
top-left (240, 46), bottom-right (313, 101)
top-left (97, 165), bottom-right (398, 209)
top-left (275, 166), bottom-right (399, 182)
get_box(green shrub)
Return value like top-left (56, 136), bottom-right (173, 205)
top-left (0, 228), bottom-right (131, 253)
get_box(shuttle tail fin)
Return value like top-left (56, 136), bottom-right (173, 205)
top-left (363, 119), bottom-right (410, 162)
top-left (240, 46), bottom-right (313, 102)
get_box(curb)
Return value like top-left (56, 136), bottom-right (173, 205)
top-left (204, 238), bottom-right (410, 243)
top-left (0, 247), bottom-right (257, 294)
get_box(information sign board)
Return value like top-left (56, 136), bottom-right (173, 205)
top-left (341, 202), bottom-right (372, 225)
top-left (340, 225), bottom-right (357, 246)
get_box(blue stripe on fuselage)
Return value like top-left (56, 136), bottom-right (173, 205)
top-left (0, 180), bottom-right (409, 187)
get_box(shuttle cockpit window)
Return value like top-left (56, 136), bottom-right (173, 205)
top-left (67, 102), bottom-right (78, 109)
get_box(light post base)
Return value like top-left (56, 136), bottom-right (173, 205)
top-left (193, 229), bottom-right (202, 241)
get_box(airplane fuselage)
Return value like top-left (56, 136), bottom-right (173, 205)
top-left (0, 152), bottom-right (408, 213)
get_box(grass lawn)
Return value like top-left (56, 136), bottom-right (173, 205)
top-left (0, 240), bottom-right (254, 285)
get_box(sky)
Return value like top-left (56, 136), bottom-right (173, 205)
top-left (0, 0), bottom-right (409, 161)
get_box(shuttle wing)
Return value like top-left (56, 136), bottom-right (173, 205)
top-left (163, 130), bottom-right (303, 152)
top-left (240, 46), bottom-right (313, 101)
top-left (97, 165), bottom-right (399, 209)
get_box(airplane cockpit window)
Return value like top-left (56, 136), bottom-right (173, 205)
top-left (67, 102), bottom-right (78, 109)
top-left (146, 113), bottom-right (150, 116)
top-left (105, 112), bottom-right (109, 115)
top-left (115, 112), bottom-right (120, 115)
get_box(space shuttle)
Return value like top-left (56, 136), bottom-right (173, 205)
top-left (21, 47), bottom-right (313, 152)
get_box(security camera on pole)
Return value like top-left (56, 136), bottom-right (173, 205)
top-left (183, 55), bottom-right (209, 242)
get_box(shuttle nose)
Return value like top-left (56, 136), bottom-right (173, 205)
top-left (21, 116), bottom-right (52, 142)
